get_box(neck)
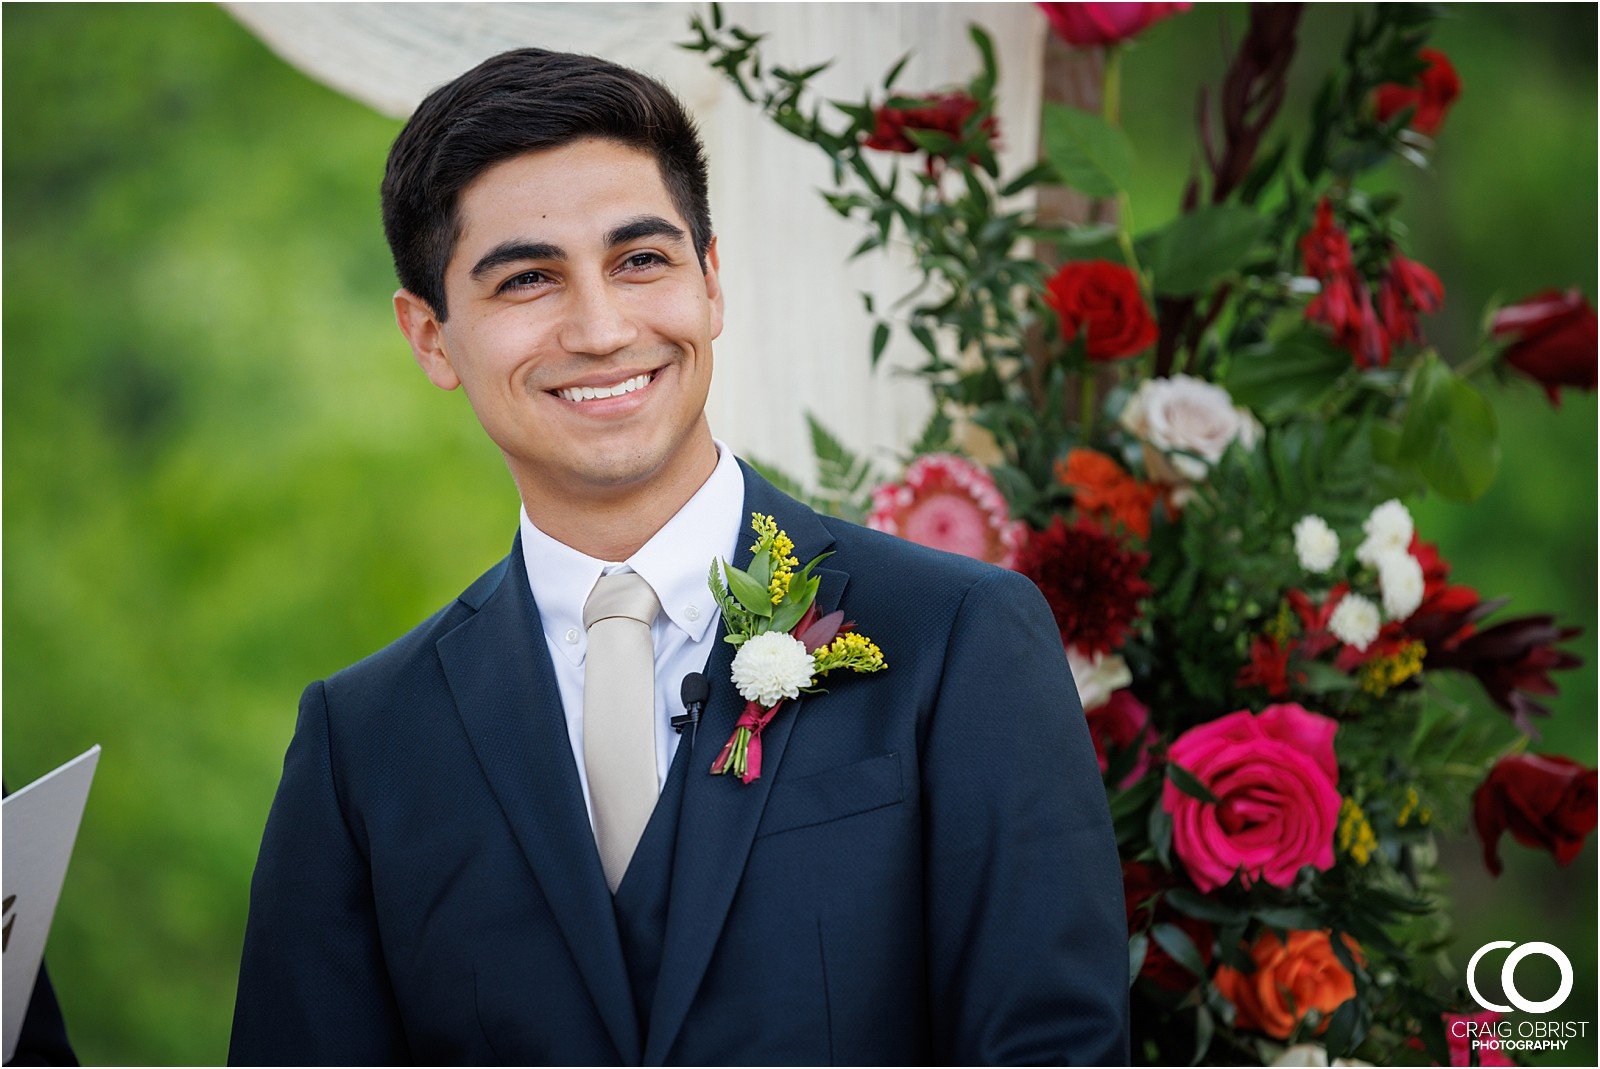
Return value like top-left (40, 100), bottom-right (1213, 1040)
top-left (514, 426), bottom-right (721, 561)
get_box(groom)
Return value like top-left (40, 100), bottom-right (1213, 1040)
top-left (230, 47), bottom-right (1127, 1066)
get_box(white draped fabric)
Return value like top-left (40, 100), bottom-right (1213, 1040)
top-left (226, 2), bottom-right (1047, 483)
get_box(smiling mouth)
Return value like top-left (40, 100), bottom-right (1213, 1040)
top-left (550, 369), bottom-right (658, 403)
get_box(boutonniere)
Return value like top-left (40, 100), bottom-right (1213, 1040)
top-left (706, 513), bottom-right (887, 783)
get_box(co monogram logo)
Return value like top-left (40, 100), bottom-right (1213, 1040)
top-left (1468, 941), bottom-right (1574, 1014)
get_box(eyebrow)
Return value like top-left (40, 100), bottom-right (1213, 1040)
top-left (467, 215), bottom-right (690, 282)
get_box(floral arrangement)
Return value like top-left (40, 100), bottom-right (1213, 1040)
top-left (709, 513), bottom-right (886, 782)
top-left (688, 3), bottom-right (1596, 1065)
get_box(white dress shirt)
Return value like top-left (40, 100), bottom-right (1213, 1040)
top-left (519, 440), bottom-right (744, 831)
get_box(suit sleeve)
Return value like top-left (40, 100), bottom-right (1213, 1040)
top-left (229, 681), bottom-right (409, 1065)
top-left (921, 568), bottom-right (1129, 1066)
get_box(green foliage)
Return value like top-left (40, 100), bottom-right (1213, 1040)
top-left (1041, 102), bottom-right (1134, 198)
top-left (1397, 353), bottom-right (1501, 502)
top-left (1143, 206), bottom-right (1270, 297)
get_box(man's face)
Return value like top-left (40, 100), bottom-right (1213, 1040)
top-left (398, 138), bottom-right (722, 503)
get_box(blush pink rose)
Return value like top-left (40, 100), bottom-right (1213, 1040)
top-left (1162, 703), bottom-right (1341, 892)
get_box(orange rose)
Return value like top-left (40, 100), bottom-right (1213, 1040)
top-left (1055, 448), bottom-right (1161, 539)
top-left (1213, 929), bottom-right (1360, 1040)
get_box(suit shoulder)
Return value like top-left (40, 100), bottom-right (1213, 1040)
top-left (320, 552), bottom-right (509, 697)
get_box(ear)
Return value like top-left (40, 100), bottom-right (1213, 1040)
top-left (703, 236), bottom-right (725, 341)
top-left (393, 289), bottom-right (460, 390)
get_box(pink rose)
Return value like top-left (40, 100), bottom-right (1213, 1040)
top-left (1037, 2), bottom-right (1190, 47)
top-left (1162, 703), bottom-right (1341, 892)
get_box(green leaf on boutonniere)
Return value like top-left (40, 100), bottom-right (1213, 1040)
top-left (748, 549), bottom-right (772, 589)
top-left (724, 562), bottom-right (774, 617)
top-left (769, 598), bottom-right (809, 635)
top-left (1166, 763), bottom-right (1220, 805)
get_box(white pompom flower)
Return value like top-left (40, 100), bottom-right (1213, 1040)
top-left (1355, 499), bottom-right (1414, 567)
top-left (1292, 515), bottom-right (1340, 573)
top-left (729, 631), bottom-right (816, 707)
top-left (1376, 549), bottom-right (1425, 621)
top-left (1328, 592), bottom-right (1381, 650)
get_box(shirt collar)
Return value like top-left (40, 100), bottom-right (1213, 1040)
top-left (519, 439), bottom-right (745, 666)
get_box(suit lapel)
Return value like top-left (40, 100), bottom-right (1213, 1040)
top-left (436, 541), bottom-right (641, 1065)
top-left (645, 462), bottom-right (848, 1065)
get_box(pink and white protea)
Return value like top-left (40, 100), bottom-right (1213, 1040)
top-left (868, 453), bottom-right (1026, 568)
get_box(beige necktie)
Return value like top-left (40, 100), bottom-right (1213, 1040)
top-left (582, 570), bottom-right (662, 893)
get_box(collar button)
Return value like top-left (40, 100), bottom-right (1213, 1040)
top-left (564, 627), bottom-right (580, 644)
top-left (685, 605), bottom-right (701, 622)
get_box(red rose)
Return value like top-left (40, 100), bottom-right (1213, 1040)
top-left (1374, 48), bottom-right (1462, 137)
top-left (1038, 2), bottom-right (1190, 47)
top-left (1043, 260), bottom-right (1158, 361)
top-left (1490, 288), bottom-right (1598, 407)
top-left (863, 92), bottom-right (998, 156)
top-left (1473, 752), bottom-right (1598, 876)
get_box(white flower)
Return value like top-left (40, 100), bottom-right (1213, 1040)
top-left (729, 631), bottom-right (816, 707)
top-left (1118, 374), bottom-right (1263, 484)
top-left (1293, 515), bottom-right (1340, 573)
top-left (1270, 1044), bottom-right (1373, 1068)
top-left (1376, 549), bottom-right (1425, 621)
top-left (1066, 646), bottom-right (1132, 712)
top-left (1328, 592), bottom-right (1381, 650)
top-left (1355, 498), bottom-right (1414, 566)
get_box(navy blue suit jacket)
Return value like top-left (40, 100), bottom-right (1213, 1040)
top-left (229, 461), bottom-right (1128, 1065)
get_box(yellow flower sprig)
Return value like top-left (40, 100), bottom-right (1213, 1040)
top-left (813, 631), bottom-right (887, 677)
top-left (713, 514), bottom-right (830, 646)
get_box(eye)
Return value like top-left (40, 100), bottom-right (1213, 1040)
top-left (498, 270), bottom-right (551, 294)
top-left (620, 251), bottom-right (669, 272)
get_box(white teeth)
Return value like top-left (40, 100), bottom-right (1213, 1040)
top-left (556, 372), bottom-right (653, 403)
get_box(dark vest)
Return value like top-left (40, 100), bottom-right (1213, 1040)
top-left (610, 733), bottom-right (692, 1048)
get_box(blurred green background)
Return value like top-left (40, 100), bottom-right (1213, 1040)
top-left (3, 4), bottom-right (1593, 1064)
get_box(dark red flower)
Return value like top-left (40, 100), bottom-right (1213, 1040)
top-left (1299, 198), bottom-right (1354, 279)
top-left (1490, 288), bottom-right (1598, 407)
top-left (1236, 634), bottom-right (1300, 697)
top-left (1086, 689), bottom-right (1156, 788)
top-left (863, 92), bottom-right (998, 157)
top-left (1122, 861), bottom-right (1213, 991)
top-left (1403, 536), bottom-right (1482, 653)
top-left (1038, 2), bottom-right (1190, 47)
top-left (1016, 516), bottom-right (1151, 655)
top-left (1379, 252), bottom-right (1444, 346)
top-left (1288, 584), bottom-right (1349, 659)
top-left (1474, 752), bottom-right (1598, 876)
top-left (1300, 201), bottom-right (1392, 368)
top-left (1043, 260), bottom-right (1159, 361)
top-left (1374, 48), bottom-right (1462, 137)
top-left (1333, 619), bottom-right (1411, 673)
top-left (1426, 612), bottom-right (1584, 735)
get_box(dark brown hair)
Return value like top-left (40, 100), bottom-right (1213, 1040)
top-left (380, 48), bottom-right (712, 320)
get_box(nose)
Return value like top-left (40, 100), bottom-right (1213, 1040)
top-left (556, 275), bottom-right (638, 358)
